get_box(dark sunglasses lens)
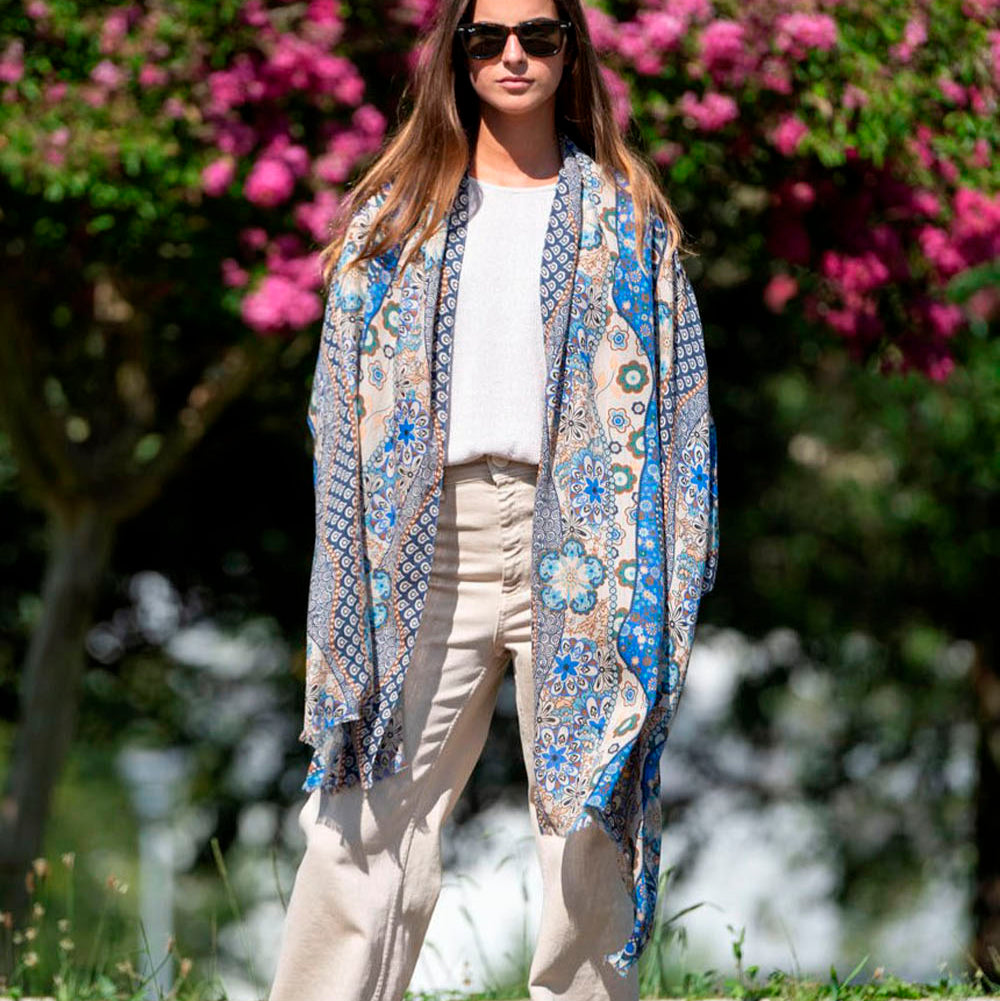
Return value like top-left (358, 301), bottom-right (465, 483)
top-left (519, 21), bottom-right (564, 55)
top-left (464, 25), bottom-right (507, 58)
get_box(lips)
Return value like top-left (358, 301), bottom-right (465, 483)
top-left (499, 77), bottom-right (530, 83)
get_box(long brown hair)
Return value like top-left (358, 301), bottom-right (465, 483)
top-left (318, 0), bottom-right (686, 290)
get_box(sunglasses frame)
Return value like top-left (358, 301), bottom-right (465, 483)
top-left (455, 17), bottom-right (574, 60)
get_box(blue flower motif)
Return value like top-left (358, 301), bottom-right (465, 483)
top-left (566, 450), bottom-right (607, 525)
top-left (538, 537), bottom-right (605, 614)
top-left (392, 397), bottom-right (430, 467)
top-left (542, 742), bottom-right (567, 771)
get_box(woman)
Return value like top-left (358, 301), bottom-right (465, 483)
top-left (269, 1), bottom-right (718, 999)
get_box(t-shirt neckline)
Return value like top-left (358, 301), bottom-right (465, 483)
top-left (470, 175), bottom-right (558, 192)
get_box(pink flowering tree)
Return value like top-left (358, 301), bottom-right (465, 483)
top-left (596, 0), bottom-right (998, 382)
top-left (0, 0), bottom-right (419, 932)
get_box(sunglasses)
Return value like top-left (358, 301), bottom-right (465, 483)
top-left (455, 17), bottom-right (573, 60)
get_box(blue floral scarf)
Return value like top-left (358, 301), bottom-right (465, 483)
top-left (302, 131), bottom-right (719, 975)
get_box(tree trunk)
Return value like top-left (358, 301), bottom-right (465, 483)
top-left (971, 636), bottom-right (1000, 981)
top-left (0, 502), bottom-right (115, 952)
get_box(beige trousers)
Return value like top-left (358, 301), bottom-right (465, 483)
top-left (268, 454), bottom-right (639, 1001)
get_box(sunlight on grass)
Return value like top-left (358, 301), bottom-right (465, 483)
top-left (1, 849), bottom-right (997, 1001)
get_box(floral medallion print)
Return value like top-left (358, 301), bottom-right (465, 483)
top-left (554, 448), bottom-right (609, 528)
top-left (550, 635), bottom-right (601, 696)
top-left (608, 407), bottom-right (632, 434)
top-left (537, 723), bottom-right (585, 795)
top-left (393, 395), bottom-right (431, 468)
top-left (616, 360), bottom-right (649, 393)
top-left (616, 558), bottom-right (637, 588)
top-left (611, 462), bottom-right (636, 493)
top-left (626, 427), bottom-right (645, 460)
top-left (538, 536), bottom-right (606, 614)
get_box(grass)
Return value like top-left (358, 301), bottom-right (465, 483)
top-left (1, 848), bottom-right (998, 1001)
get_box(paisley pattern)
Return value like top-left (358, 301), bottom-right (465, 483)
top-left (302, 133), bottom-right (719, 977)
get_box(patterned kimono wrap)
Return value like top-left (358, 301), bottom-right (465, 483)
top-left (302, 132), bottom-right (719, 976)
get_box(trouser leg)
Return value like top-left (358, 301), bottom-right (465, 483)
top-left (491, 458), bottom-right (640, 1001)
top-left (268, 460), bottom-right (510, 1001)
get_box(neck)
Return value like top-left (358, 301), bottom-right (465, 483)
top-left (470, 109), bottom-right (562, 186)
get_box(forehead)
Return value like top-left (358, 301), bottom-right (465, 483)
top-left (468, 0), bottom-right (560, 22)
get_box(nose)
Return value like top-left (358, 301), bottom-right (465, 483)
top-left (502, 29), bottom-right (527, 63)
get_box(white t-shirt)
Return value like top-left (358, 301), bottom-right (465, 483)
top-left (445, 175), bottom-right (558, 468)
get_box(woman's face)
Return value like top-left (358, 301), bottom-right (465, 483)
top-left (463, 0), bottom-right (568, 121)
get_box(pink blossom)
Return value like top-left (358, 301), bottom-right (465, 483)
top-left (222, 258), bottom-right (249, 287)
top-left (821, 250), bottom-right (890, 298)
top-left (163, 96), bottom-right (186, 118)
top-left (138, 64), bottom-right (168, 88)
top-left (214, 120), bottom-right (257, 157)
top-left (616, 22), bottom-right (647, 62)
top-left (764, 273), bottom-right (798, 313)
top-left (202, 157), bottom-right (236, 196)
top-left (44, 149), bottom-right (65, 165)
top-left (208, 69), bottom-right (245, 113)
top-left (775, 13), bottom-right (837, 59)
top-left (584, 7), bottom-right (620, 52)
top-left (938, 157), bottom-right (959, 184)
top-left (678, 90), bottom-right (739, 131)
top-left (80, 84), bottom-right (109, 108)
top-left (937, 77), bottom-right (967, 105)
top-left (770, 114), bottom-right (808, 156)
top-left (600, 66), bottom-right (632, 133)
top-left (918, 226), bottom-right (966, 278)
top-left (44, 80), bottom-right (68, 102)
top-left (313, 151), bottom-right (353, 185)
top-left (352, 104), bottom-right (386, 139)
top-left (788, 181), bottom-right (815, 209)
top-left (267, 246), bottom-right (323, 289)
top-left (99, 9), bottom-right (130, 55)
top-left (49, 126), bottom-right (70, 147)
top-left (952, 188), bottom-right (1000, 260)
top-left (652, 141), bottom-right (683, 167)
top-left (637, 11), bottom-right (685, 52)
top-left (26, 0), bottom-right (49, 18)
top-left (758, 57), bottom-right (792, 95)
top-left (240, 0), bottom-right (271, 29)
top-left (306, 0), bottom-right (343, 30)
top-left (842, 84), bottom-right (869, 110)
top-left (972, 138), bottom-right (991, 169)
top-left (969, 86), bottom-right (989, 114)
top-left (926, 356), bottom-right (955, 382)
top-left (925, 301), bottom-right (964, 339)
top-left (241, 274), bottom-right (323, 334)
top-left (964, 0), bottom-right (1000, 20)
top-left (890, 15), bottom-right (926, 61)
top-left (664, 0), bottom-right (713, 23)
top-left (0, 40), bottom-right (24, 84)
top-left (700, 20), bottom-right (749, 84)
top-left (909, 189), bottom-right (941, 217)
top-left (295, 190), bottom-right (340, 242)
top-left (990, 31), bottom-right (1000, 85)
top-left (240, 227), bottom-right (270, 252)
top-left (91, 59), bottom-right (125, 89)
top-left (262, 134), bottom-right (311, 178)
top-left (244, 157), bottom-right (296, 207)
